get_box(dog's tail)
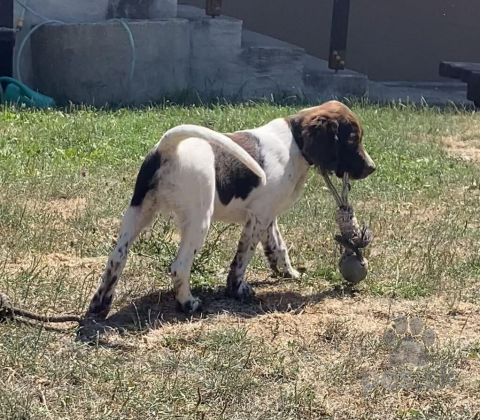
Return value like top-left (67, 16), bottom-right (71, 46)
top-left (156, 124), bottom-right (267, 185)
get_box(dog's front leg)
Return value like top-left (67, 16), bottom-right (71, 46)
top-left (226, 212), bottom-right (266, 301)
top-left (261, 218), bottom-right (300, 279)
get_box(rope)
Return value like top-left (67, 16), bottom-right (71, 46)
top-left (321, 172), bottom-right (372, 262)
top-left (0, 292), bottom-right (82, 325)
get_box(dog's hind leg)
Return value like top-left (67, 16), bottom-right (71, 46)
top-left (86, 201), bottom-right (157, 319)
top-left (261, 218), bottom-right (300, 279)
top-left (171, 209), bottom-right (213, 315)
top-left (86, 149), bottom-right (163, 319)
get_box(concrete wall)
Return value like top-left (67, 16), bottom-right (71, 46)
top-left (18, 0), bottom-right (309, 105)
top-left (31, 20), bottom-right (190, 106)
top-left (13, 0), bottom-right (176, 87)
top-left (180, 0), bottom-right (480, 82)
top-left (12, 0), bottom-right (365, 105)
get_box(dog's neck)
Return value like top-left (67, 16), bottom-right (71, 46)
top-left (287, 118), bottom-right (314, 166)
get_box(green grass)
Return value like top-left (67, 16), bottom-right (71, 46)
top-left (1, 102), bottom-right (480, 419)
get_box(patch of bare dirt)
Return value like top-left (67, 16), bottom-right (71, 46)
top-left (4, 252), bottom-right (105, 277)
top-left (136, 294), bottom-right (480, 418)
top-left (143, 295), bottom-right (480, 350)
top-left (40, 197), bottom-right (87, 220)
top-left (436, 121), bottom-right (480, 163)
top-left (440, 136), bottom-right (480, 163)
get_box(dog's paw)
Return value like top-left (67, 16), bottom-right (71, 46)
top-left (178, 297), bottom-right (202, 316)
top-left (272, 268), bottom-right (301, 280)
top-left (76, 316), bottom-right (106, 344)
top-left (227, 281), bottom-right (255, 302)
top-left (284, 269), bottom-right (301, 280)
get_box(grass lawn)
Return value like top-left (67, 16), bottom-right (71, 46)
top-left (1, 102), bottom-right (480, 419)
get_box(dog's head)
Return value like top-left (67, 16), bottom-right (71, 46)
top-left (288, 101), bottom-right (375, 180)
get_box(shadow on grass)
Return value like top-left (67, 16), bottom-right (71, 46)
top-left (77, 279), bottom-right (360, 345)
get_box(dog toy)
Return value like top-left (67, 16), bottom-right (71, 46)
top-left (321, 172), bottom-right (373, 284)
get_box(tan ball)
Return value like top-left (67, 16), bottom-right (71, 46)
top-left (339, 253), bottom-right (368, 284)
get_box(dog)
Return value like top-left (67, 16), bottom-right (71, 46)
top-left (86, 100), bottom-right (376, 319)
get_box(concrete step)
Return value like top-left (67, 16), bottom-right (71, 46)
top-left (178, 5), bottom-right (305, 100)
top-left (178, 5), bottom-right (472, 105)
top-left (302, 55), bottom-right (368, 101)
top-left (366, 81), bottom-right (473, 107)
top-left (238, 45), bottom-right (305, 99)
top-left (241, 29), bottom-right (305, 51)
top-left (242, 27), bottom-right (368, 101)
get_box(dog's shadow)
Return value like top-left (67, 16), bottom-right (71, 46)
top-left (77, 279), bottom-right (359, 345)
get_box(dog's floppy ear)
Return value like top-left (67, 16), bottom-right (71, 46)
top-left (335, 121), bottom-right (356, 177)
top-left (293, 113), bottom-right (340, 172)
top-left (335, 120), bottom-right (365, 178)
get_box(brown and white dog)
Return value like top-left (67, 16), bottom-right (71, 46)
top-left (87, 100), bottom-right (376, 318)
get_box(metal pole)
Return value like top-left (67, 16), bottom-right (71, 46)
top-left (0, 0), bottom-right (14, 77)
top-left (206, 0), bottom-right (222, 18)
top-left (328, 0), bottom-right (351, 72)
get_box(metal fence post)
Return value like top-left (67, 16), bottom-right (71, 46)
top-left (329, 0), bottom-right (351, 72)
top-left (206, 0), bottom-right (223, 18)
top-left (0, 0), bottom-right (14, 77)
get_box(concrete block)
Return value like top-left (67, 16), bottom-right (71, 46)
top-left (13, 0), bottom-right (110, 87)
top-left (31, 19), bottom-right (190, 106)
top-left (187, 15), bottom-right (305, 100)
top-left (188, 16), bottom-right (243, 95)
top-left (14, 0), bottom-right (109, 26)
top-left (106, 0), bottom-right (177, 19)
top-left (366, 81), bottom-right (471, 107)
top-left (238, 46), bottom-right (305, 99)
top-left (14, 0), bottom-right (177, 88)
top-left (177, 4), bottom-right (206, 19)
top-left (149, 0), bottom-right (177, 18)
top-left (304, 72), bottom-right (368, 101)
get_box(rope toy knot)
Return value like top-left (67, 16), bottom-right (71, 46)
top-left (334, 206), bottom-right (372, 252)
top-left (322, 173), bottom-right (373, 284)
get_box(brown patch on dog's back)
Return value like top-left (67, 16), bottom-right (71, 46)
top-left (213, 132), bottom-right (265, 206)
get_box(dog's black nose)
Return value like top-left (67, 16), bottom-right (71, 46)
top-left (361, 163), bottom-right (376, 178)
